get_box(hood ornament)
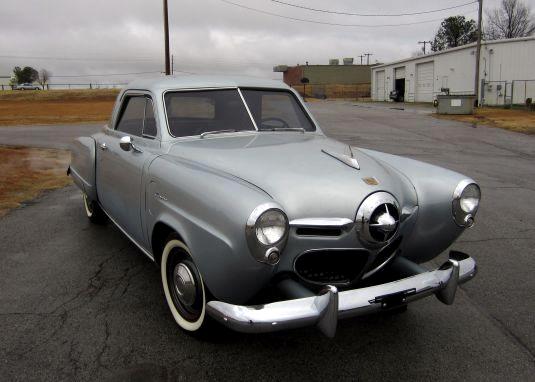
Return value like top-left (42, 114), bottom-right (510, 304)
top-left (322, 146), bottom-right (360, 170)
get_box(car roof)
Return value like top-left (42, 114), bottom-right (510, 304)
top-left (125, 75), bottom-right (290, 92)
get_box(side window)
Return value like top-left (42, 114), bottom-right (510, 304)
top-left (143, 99), bottom-right (157, 138)
top-left (116, 96), bottom-right (145, 137)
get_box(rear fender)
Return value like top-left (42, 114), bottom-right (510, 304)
top-left (69, 137), bottom-right (97, 200)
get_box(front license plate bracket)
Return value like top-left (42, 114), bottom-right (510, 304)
top-left (370, 288), bottom-right (416, 309)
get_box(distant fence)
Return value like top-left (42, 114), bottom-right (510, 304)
top-left (291, 83), bottom-right (371, 100)
top-left (0, 83), bottom-right (127, 91)
top-left (482, 79), bottom-right (535, 110)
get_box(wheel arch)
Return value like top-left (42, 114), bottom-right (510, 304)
top-left (151, 221), bottom-right (186, 265)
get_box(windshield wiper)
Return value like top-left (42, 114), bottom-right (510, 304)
top-left (200, 129), bottom-right (238, 138)
top-left (259, 127), bottom-right (306, 133)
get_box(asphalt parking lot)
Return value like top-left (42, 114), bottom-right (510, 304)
top-left (1, 101), bottom-right (534, 381)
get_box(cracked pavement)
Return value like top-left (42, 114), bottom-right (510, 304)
top-left (1, 101), bottom-right (534, 381)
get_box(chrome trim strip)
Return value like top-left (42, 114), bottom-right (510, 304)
top-left (199, 129), bottom-right (238, 139)
top-left (321, 149), bottom-right (360, 170)
top-left (290, 217), bottom-right (354, 230)
top-left (361, 250), bottom-right (399, 280)
top-left (100, 205), bottom-right (155, 262)
top-left (237, 88), bottom-right (259, 131)
top-left (206, 252), bottom-right (476, 337)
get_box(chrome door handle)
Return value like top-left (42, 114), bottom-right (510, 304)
top-left (99, 143), bottom-right (108, 150)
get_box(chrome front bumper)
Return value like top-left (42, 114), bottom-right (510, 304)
top-left (206, 251), bottom-right (477, 338)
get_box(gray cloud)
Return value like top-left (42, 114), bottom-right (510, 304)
top-left (0, 0), bottom-right (517, 84)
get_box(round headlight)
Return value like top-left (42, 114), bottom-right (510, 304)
top-left (453, 181), bottom-right (481, 227)
top-left (246, 203), bottom-right (289, 265)
top-left (255, 209), bottom-right (287, 245)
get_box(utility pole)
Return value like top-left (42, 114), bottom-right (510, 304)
top-left (358, 55), bottom-right (364, 65)
top-left (418, 41), bottom-right (432, 54)
top-left (171, 54), bottom-right (174, 75)
top-left (163, 0), bottom-right (171, 75)
top-left (364, 53), bottom-right (373, 65)
top-left (474, 0), bottom-right (483, 106)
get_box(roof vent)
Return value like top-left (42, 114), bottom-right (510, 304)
top-left (329, 59), bottom-right (340, 65)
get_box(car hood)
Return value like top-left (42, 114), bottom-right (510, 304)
top-left (166, 133), bottom-right (417, 220)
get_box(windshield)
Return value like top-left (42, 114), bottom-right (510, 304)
top-left (164, 88), bottom-right (315, 138)
top-left (241, 89), bottom-right (315, 131)
top-left (164, 89), bottom-right (255, 137)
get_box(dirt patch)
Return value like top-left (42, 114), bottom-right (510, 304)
top-left (435, 107), bottom-right (535, 134)
top-left (0, 146), bottom-right (71, 216)
top-left (0, 89), bottom-right (118, 126)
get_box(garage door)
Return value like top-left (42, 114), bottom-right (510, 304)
top-left (415, 61), bottom-right (434, 102)
top-left (375, 70), bottom-right (385, 101)
top-left (394, 67), bottom-right (406, 79)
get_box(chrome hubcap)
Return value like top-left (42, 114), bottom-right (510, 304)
top-left (173, 263), bottom-right (196, 307)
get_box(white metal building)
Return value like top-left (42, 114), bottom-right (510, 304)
top-left (371, 36), bottom-right (535, 106)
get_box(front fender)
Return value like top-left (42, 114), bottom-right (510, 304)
top-left (361, 149), bottom-right (472, 263)
top-left (147, 155), bottom-right (275, 304)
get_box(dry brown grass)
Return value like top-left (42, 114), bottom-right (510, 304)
top-left (435, 107), bottom-right (535, 134)
top-left (0, 89), bottom-right (118, 126)
top-left (0, 146), bottom-right (71, 216)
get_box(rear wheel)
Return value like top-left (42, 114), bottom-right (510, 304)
top-left (161, 235), bottom-right (207, 332)
top-left (82, 193), bottom-right (106, 224)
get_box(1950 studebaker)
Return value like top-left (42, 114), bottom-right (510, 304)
top-left (69, 76), bottom-right (480, 337)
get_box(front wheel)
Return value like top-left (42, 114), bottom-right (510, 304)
top-left (161, 236), bottom-right (207, 332)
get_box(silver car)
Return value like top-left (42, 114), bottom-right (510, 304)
top-left (14, 83), bottom-right (41, 90)
top-left (69, 76), bottom-right (480, 337)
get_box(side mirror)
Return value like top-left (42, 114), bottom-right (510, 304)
top-left (119, 136), bottom-right (133, 151)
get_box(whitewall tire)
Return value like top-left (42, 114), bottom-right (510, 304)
top-left (82, 193), bottom-right (106, 224)
top-left (161, 238), bottom-right (206, 332)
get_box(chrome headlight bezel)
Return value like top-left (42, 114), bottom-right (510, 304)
top-left (452, 180), bottom-right (481, 228)
top-left (245, 203), bottom-right (289, 265)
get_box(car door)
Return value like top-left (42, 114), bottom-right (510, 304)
top-left (95, 93), bottom-right (159, 247)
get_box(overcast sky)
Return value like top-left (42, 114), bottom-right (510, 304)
top-left (0, 0), bottom-right (530, 84)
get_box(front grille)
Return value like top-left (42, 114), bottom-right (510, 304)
top-left (294, 249), bottom-right (370, 285)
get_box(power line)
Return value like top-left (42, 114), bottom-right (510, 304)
top-left (50, 71), bottom-right (162, 78)
top-left (269, 0), bottom-right (478, 17)
top-left (0, 54), bottom-right (160, 62)
top-left (218, 0), bottom-right (477, 27)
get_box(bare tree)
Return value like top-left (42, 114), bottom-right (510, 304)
top-left (486, 0), bottom-right (535, 40)
top-left (37, 69), bottom-right (51, 90)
